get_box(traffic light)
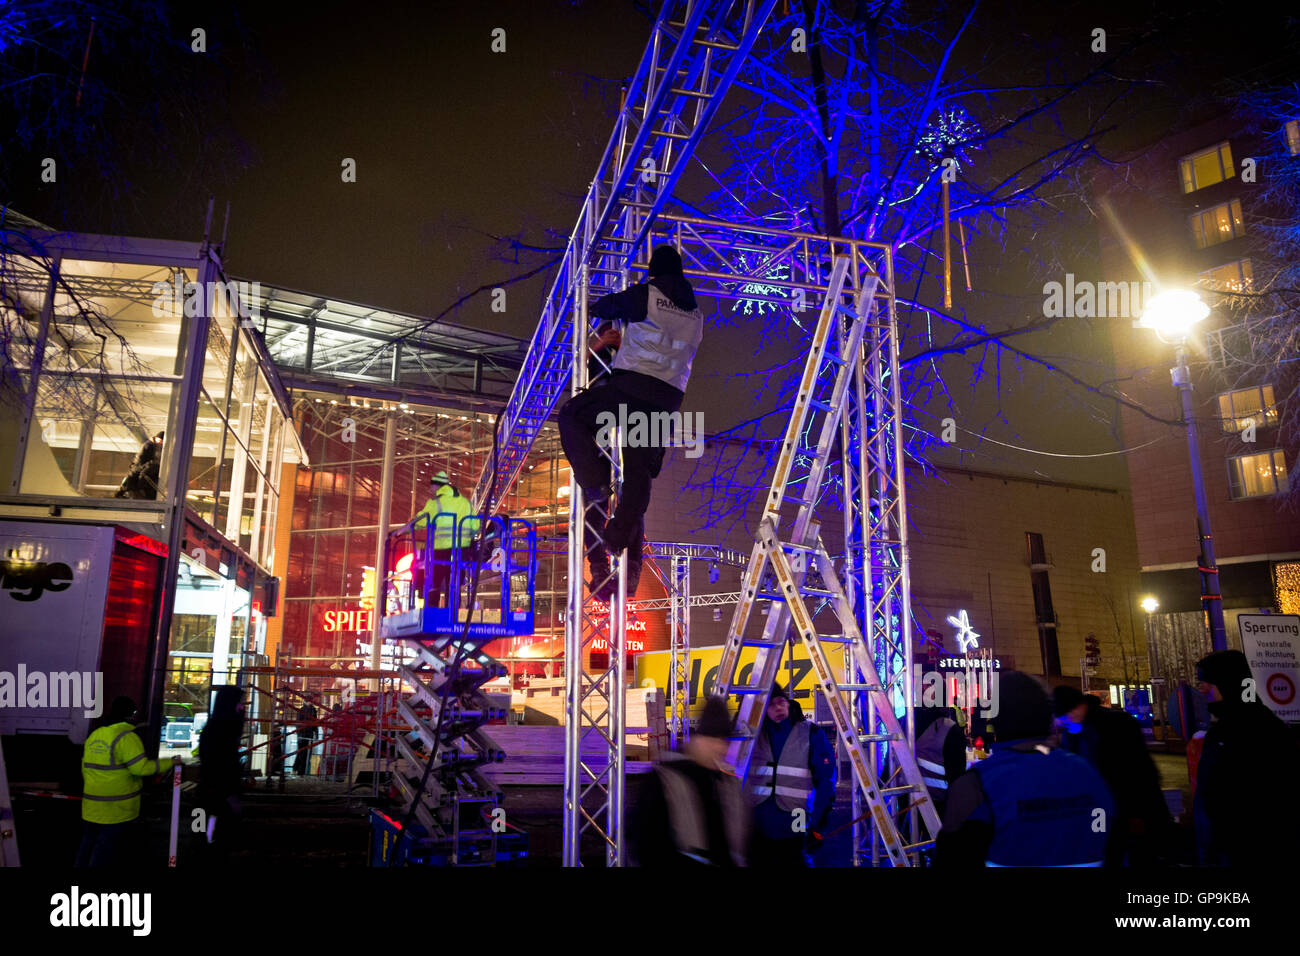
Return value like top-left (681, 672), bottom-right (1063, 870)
top-left (1084, 634), bottom-right (1101, 667)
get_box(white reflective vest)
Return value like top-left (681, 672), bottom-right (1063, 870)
top-left (612, 289), bottom-right (704, 393)
top-left (746, 721), bottom-right (813, 811)
top-left (916, 717), bottom-right (956, 792)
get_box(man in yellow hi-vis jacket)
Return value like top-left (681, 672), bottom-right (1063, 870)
top-left (77, 696), bottom-right (160, 867)
top-left (414, 470), bottom-right (474, 608)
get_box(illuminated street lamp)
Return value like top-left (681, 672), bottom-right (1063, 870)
top-left (1140, 595), bottom-right (1159, 614)
top-left (1137, 289), bottom-right (1227, 651)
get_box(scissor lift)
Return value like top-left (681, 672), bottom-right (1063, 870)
top-left (372, 514), bottom-right (537, 865)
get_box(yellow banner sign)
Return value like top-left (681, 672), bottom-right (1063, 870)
top-left (634, 643), bottom-right (844, 718)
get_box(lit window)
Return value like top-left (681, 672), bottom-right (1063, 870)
top-left (1179, 141), bottom-right (1234, 193)
top-left (1276, 561), bottom-right (1300, 616)
top-left (1217, 385), bottom-right (1278, 434)
top-left (1286, 120), bottom-right (1300, 157)
top-left (1199, 258), bottom-right (1253, 293)
top-left (1189, 199), bottom-right (1244, 249)
top-left (1227, 449), bottom-right (1289, 500)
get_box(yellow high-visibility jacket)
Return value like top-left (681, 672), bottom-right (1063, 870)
top-left (415, 485), bottom-right (474, 550)
top-left (81, 722), bottom-right (159, 824)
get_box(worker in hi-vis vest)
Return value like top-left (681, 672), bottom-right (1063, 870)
top-left (414, 470), bottom-right (474, 608)
top-left (557, 244), bottom-right (704, 603)
top-left (77, 695), bottom-right (161, 867)
top-left (744, 685), bottom-right (837, 867)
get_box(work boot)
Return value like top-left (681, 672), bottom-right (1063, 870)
top-left (601, 515), bottom-right (637, 555)
top-left (588, 547), bottom-right (614, 602)
top-left (625, 554), bottom-right (642, 598)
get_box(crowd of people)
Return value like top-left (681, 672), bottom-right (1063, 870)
top-left (69, 650), bottom-right (1297, 868)
top-left (633, 650), bottom-right (1300, 867)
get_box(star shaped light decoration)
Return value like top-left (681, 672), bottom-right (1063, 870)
top-left (946, 609), bottom-right (981, 653)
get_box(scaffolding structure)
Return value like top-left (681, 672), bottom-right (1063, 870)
top-left (469, 0), bottom-right (921, 866)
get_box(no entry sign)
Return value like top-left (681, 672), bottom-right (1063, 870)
top-left (1237, 614), bottom-right (1300, 721)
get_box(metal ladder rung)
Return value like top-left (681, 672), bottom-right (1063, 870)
top-left (881, 784), bottom-right (919, 796)
top-left (741, 638), bottom-right (783, 648)
top-left (837, 683), bottom-right (879, 692)
top-left (650, 129), bottom-right (691, 141)
top-left (858, 733), bottom-right (897, 744)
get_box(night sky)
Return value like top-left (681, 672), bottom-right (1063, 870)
top-left (5, 0), bottom-right (1295, 484)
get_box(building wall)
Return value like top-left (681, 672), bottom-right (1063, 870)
top-left (908, 468), bottom-right (1145, 683)
top-left (1097, 115), bottom-right (1300, 604)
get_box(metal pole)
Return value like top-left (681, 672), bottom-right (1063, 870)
top-left (148, 250), bottom-right (215, 742)
top-left (372, 412), bottom-right (397, 684)
top-left (1173, 345), bottom-right (1227, 651)
top-left (168, 756), bottom-right (182, 867)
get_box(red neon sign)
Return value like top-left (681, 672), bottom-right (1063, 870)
top-left (592, 637), bottom-right (645, 653)
top-left (324, 608), bottom-right (374, 633)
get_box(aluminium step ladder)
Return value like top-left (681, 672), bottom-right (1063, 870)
top-left (712, 255), bottom-right (942, 866)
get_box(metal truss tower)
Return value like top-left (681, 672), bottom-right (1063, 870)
top-left (471, 0), bottom-right (925, 866)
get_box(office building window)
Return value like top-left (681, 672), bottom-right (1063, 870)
top-left (1199, 258), bottom-right (1253, 293)
top-left (1190, 199), bottom-right (1244, 249)
top-left (1179, 141), bottom-right (1234, 193)
top-left (1227, 449), bottom-right (1289, 500)
top-left (1286, 120), bottom-right (1300, 157)
top-left (1217, 385), bottom-right (1278, 433)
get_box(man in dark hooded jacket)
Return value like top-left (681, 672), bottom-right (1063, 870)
top-left (558, 245), bottom-right (704, 602)
top-left (1053, 685), bottom-right (1170, 865)
top-left (935, 671), bottom-right (1113, 867)
top-left (198, 685), bottom-right (246, 863)
top-left (635, 696), bottom-right (750, 866)
top-left (1193, 649), bottom-right (1300, 866)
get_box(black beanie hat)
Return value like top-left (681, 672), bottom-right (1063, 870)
top-left (696, 696), bottom-right (734, 739)
top-left (990, 671), bottom-right (1053, 741)
top-left (648, 245), bottom-right (684, 278)
top-left (769, 683), bottom-right (790, 701)
top-left (1051, 684), bottom-right (1086, 718)
top-left (1196, 649), bottom-right (1253, 700)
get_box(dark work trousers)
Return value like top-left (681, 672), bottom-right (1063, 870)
top-left (75, 819), bottom-right (143, 867)
top-left (295, 733), bottom-right (317, 775)
top-left (429, 547), bottom-right (453, 608)
top-left (557, 377), bottom-right (671, 549)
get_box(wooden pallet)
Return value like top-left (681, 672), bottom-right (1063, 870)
top-left (480, 724), bottom-right (658, 785)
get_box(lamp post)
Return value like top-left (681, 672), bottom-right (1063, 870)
top-left (1138, 290), bottom-right (1228, 651)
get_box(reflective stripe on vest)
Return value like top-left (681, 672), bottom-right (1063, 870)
top-left (915, 717), bottom-right (955, 793)
top-left (917, 756), bottom-right (948, 790)
top-left (986, 861), bottom-right (1103, 867)
top-left (612, 287), bottom-right (703, 393)
top-left (746, 721), bottom-right (813, 811)
top-left (656, 761), bottom-right (747, 865)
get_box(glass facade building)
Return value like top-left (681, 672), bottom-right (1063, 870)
top-left (0, 226), bottom-right (304, 729)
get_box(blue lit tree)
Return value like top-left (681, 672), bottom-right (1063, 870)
top-left (678, 1), bottom-right (1181, 534)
